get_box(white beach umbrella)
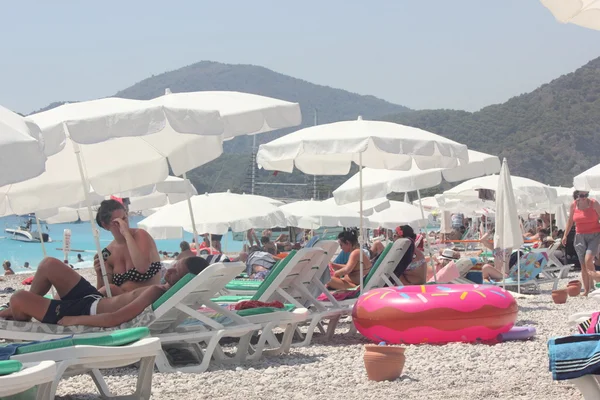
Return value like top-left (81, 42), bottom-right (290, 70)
top-left (0, 105), bottom-right (62, 187)
top-left (257, 116), bottom-right (469, 288)
top-left (138, 191), bottom-right (287, 239)
top-left (280, 199), bottom-right (371, 229)
top-left (322, 197), bottom-right (390, 217)
top-left (541, 0), bottom-right (600, 30)
top-left (257, 117), bottom-right (468, 174)
top-left (150, 90), bottom-right (302, 141)
top-left (367, 201), bottom-right (429, 230)
top-left (333, 150), bottom-right (500, 205)
top-left (556, 203), bottom-right (569, 231)
top-left (443, 175), bottom-right (557, 206)
top-left (494, 159), bottom-right (524, 292)
top-left (573, 163), bottom-right (600, 191)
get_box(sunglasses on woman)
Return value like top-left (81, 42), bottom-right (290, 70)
top-left (579, 193), bottom-right (589, 198)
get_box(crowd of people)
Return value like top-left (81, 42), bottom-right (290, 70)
top-left (2, 188), bottom-right (599, 329)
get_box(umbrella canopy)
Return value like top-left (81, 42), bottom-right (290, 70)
top-left (150, 90), bottom-right (302, 141)
top-left (138, 191), bottom-right (287, 238)
top-left (322, 197), bottom-right (390, 217)
top-left (573, 163), bottom-right (600, 191)
top-left (367, 201), bottom-right (429, 230)
top-left (541, 0), bottom-right (600, 30)
top-left (35, 176), bottom-right (197, 223)
top-left (256, 116), bottom-right (469, 175)
top-left (332, 150), bottom-right (500, 204)
top-left (494, 159), bottom-right (524, 256)
top-left (443, 174), bottom-right (557, 206)
top-left (280, 199), bottom-right (371, 229)
top-left (29, 97), bottom-right (223, 145)
top-left (494, 159), bottom-right (524, 292)
top-left (0, 105), bottom-right (61, 187)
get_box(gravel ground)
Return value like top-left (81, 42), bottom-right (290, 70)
top-left (0, 270), bottom-right (592, 399)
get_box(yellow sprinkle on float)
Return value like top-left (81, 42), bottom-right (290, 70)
top-left (473, 290), bottom-right (486, 298)
top-left (460, 291), bottom-right (468, 300)
top-left (363, 292), bottom-right (379, 302)
top-left (421, 285), bottom-right (426, 293)
top-left (431, 293), bottom-right (449, 297)
top-left (380, 291), bottom-right (392, 300)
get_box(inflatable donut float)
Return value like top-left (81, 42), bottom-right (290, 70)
top-left (352, 284), bottom-right (517, 344)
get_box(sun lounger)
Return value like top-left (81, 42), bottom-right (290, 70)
top-left (0, 262), bottom-right (309, 373)
top-left (0, 360), bottom-right (56, 400)
top-left (4, 327), bottom-right (160, 400)
top-left (488, 251), bottom-right (548, 291)
top-left (213, 247), bottom-right (347, 346)
top-left (223, 240), bottom-right (339, 296)
top-left (319, 239), bottom-right (413, 307)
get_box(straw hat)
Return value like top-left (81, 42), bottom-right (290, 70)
top-left (439, 248), bottom-right (460, 261)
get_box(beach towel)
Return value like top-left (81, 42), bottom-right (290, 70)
top-left (577, 312), bottom-right (600, 334)
top-left (317, 289), bottom-right (359, 302)
top-left (548, 334), bottom-right (600, 380)
top-left (0, 336), bottom-right (72, 360)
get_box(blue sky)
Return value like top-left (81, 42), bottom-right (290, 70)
top-left (1, 0), bottom-right (599, 114)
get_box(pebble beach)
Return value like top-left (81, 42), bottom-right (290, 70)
top-left (0, 269), bottom-right (591, 399)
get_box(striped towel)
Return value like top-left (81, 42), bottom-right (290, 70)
top-left (548, 334), bottom-right (600, 380)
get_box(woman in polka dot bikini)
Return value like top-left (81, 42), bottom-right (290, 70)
top-left (93, 199), bottom-right (163, 295)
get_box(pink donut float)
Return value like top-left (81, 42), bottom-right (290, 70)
top-left (352, 284), bottom-right (517, 344)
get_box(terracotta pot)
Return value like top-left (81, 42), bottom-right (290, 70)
top-left (363, 345), bottom-right (406, 382)
top-left (552, 289), bottom-right (568, 304)
top-left (567, 280), bottom-right (582, 297)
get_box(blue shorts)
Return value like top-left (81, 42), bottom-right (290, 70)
top-left (42, 278), bottom-right (103, 324)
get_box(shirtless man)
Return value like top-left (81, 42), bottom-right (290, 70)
top-left (0, 256), bottom-right (208, 327)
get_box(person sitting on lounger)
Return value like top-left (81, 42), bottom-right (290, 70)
top-left (93, 199), bottom-right (163, 294)
top-left (261, 236), bottom-right (278, 255)
top-left (327, 229), bottom-right (372, 290)
top-left (237, 247), bottom-right (277, 279)
top-left (0, 256), bottom-right (208, 327)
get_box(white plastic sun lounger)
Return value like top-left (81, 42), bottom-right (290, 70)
top-left (0, 360), bottom-right (56, 400)
top-left (8, 328), bottom-right (160, 400)
top-left (569, 376), bottom-right (600, 399)
top-left (213, 247), bottom-right (345, 346)
top-left (0, 262), bottom-right (308, 374)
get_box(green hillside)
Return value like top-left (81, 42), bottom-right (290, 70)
top-left (384, 57), bottom-right (600, 186)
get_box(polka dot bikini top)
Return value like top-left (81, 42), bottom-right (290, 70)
top-left (102, 248), bottom-right (163, 287)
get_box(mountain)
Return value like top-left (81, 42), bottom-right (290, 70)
top-left (115, 61), bottom-right (411, 153)
top-left (384, 57), bottom-right (600, 187)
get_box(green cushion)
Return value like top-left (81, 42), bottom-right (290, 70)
top-left (224, 279), bottom-right (262, 291)
top-left (363, 242), bottom-right (393, 287)
top-left (0, 360), bottom-right (22, 376)
top-left (211, 295), bottom-right (253, 303)
top-left (8, 328), bottom-right (150, 356)
top-left (236, 303), bottom-right (295, 317)
top-left (152, 273), bottom-right (196, 311)
top-left (252, 250), bottom-right (297, 301)
top-left (72, 327), bottom-right (149, 347)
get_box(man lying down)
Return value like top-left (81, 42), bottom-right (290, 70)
top-left (0, 256), bottom-right (208, 327)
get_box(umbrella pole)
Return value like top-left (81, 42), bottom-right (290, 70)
top-left (34, 216), bottom-right (47, 257)
top-left (417, 189), bottom-right (437, 283)
top-left (35, 215), bottom-right (56, 297)
top-left (182, 173), bottom-right (200, 250)
top-left (72, 142), bottom-right (112, 297)
top-left (517, 252), bottom-right (521, 294)
top-left (359, 152), bottom-right (364, 293)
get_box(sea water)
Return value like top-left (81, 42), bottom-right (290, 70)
top-left (0, 215), bottom-right (243, 274)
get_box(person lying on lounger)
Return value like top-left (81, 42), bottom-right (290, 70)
top-left (0, 256), bottom-right (208, 327)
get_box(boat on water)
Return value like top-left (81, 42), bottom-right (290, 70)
top-left (5, 216), bottom-right (52, 243)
